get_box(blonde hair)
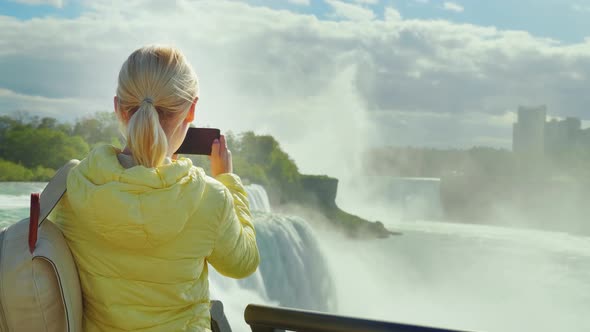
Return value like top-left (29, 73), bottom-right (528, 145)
top-left (116, 45), bottom-right (198, 168)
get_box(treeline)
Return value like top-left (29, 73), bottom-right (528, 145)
top-left (365, 146), bottom-right (516, 177)
top-left (0, 113), bottom-right (305, 204)
top-left (0, 113), bottom-right (121, 181)
top-left (365, 146), bottom-right (590, 179)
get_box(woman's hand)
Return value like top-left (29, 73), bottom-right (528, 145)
top-left (210, 134), bottom-right (233, 177)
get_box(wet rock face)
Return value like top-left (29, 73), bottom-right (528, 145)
top-left (301, 175), bottom-right (339, 209)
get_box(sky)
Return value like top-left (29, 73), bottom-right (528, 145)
top-left (1, 0), bottom-right (590, 176)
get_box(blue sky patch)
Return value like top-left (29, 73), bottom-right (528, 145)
top-left (0, 0), bottom-right (84, 20)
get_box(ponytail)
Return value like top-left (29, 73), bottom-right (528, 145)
top-left (116, 45), bottom-right (198, 168)
top-left (126, 99), bottom-right (168, 168)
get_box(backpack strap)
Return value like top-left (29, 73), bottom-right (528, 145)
top-left (28, 193), bottom-right (41, 254)
top-left (28, 159), bottom-right (80, 254)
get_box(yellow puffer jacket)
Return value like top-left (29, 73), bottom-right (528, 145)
top-left (50, 145), bottom-right (260, 331)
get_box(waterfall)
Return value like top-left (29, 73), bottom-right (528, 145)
top-left (246, 212), bottom-right (336, 311)
top-left (209, 184), bottom-right (336, 330)
top-left (244, 184), bottom-right (272, 213)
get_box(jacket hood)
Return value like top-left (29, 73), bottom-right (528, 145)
top-left (66, 145), bottom-right (206, 250)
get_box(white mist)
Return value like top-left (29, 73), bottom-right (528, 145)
top-left (209, 183), bottom-right (590, 332)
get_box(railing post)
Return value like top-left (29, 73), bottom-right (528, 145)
top-left (248, 325), bottom-right (278, 332)
top-left (211, 300), bottom-right (233, 332)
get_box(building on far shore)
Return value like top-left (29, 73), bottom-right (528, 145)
top-left (513, 105), bottom-right (588, 158)
top-left (513, 105), bottom-right (546, 157)
top-left (545, 117), bottom-right (581, 155)
top-left (580, 128), bottom-right (590, 149)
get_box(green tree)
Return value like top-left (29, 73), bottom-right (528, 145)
top-left (232, 132), bottom-right (302, 202)
top-left (0, 159), bottom-right (34, 181)
top-left (37, 117), bottom-right (57, 130)
top-left (73, 112), bottom-right (121, 147)
top-left (3, 126), bottom-right (89, 169)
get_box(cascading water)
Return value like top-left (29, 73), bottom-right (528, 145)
top-left (208, 184), bottom-right (337, 330)
top-left (243, 184), bottom-right (272, 213)
top-left (216, 185), bottom-right (335, 312)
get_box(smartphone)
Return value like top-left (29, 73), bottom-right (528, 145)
top-left (175, 127), bottom-right (221, 155)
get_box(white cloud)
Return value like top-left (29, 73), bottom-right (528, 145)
top-left (384, 7), bottom-right (402, 21)
top-left (10, 0), bottom-right (64, 8)
top-left (350, 0), bottom-right (380, 4)
top-left (572, 3), bottom-right (590, 12)
top-left (443, 1), bottom-right (464, 12)
top-left (287, 0), bottom-right (310, 6)
top-left (325, 0), bottom-right (375, 21)
top-left (0, 88), bottom-right (103, 119)
top-left (2, 0), bottom-right (590, 175)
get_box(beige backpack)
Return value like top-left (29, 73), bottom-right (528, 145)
top-left (0, 160), bottom-right (82, 332)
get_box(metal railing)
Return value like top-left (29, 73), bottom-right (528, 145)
top-left (244, 304), bottom-right (474, 332)
top-left (211, 300), bottom-right (233, 332)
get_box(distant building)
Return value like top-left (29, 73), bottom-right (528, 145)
top-left (512, 106), bottom-right (546, 156)
top-left (545, 117), bottom-right (582, 155)
top-left (512, 105), bottom-right (587, 158)
top-left (579, 128), bottom-right (590, 150)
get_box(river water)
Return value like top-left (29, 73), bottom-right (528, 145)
top-left (1, 181), bottom-right (589, 332)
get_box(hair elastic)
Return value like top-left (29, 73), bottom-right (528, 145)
top-left (142, 97), bottom-right (154, 105)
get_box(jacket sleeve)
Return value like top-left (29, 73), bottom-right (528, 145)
top-left (207, 173), bottom-right (260, 278)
